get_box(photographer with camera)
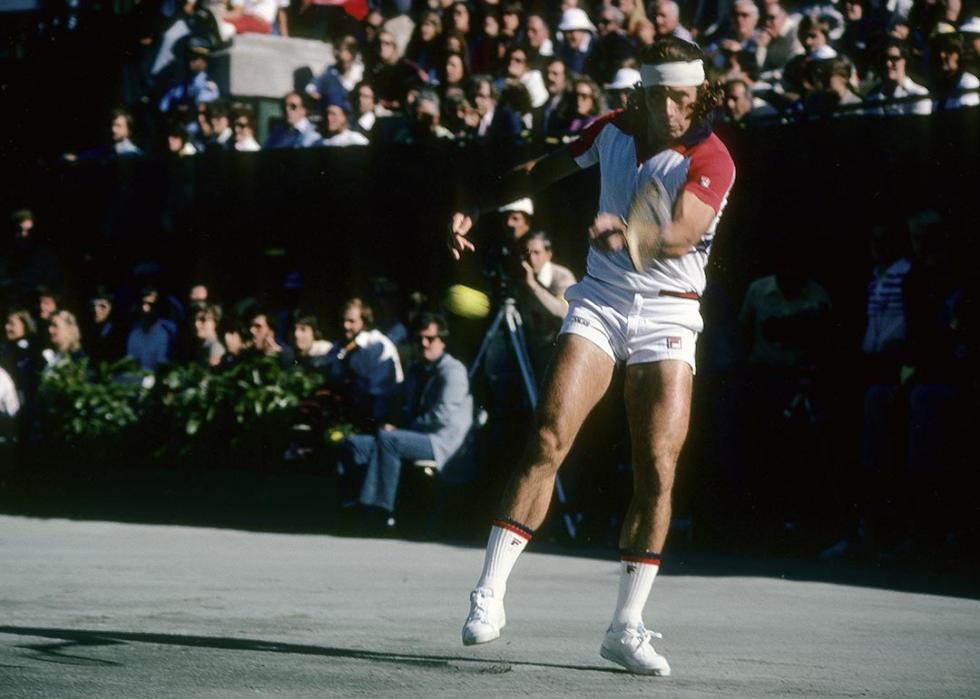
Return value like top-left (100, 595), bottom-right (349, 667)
top-left (517, 230), bottom-right (575, 378)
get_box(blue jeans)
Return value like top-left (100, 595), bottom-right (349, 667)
top-left (342, 430), bottom-right (434, 513)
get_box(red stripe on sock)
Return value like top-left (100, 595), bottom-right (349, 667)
top-left (621, 554), bottom-right (661, 566)
top-left (492, 519), bottom-right (532, 541)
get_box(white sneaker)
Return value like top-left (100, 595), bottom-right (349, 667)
top-left (461, 587), bottom-right (506, 646)
top-left (600, 623), bottom-right (671, 676)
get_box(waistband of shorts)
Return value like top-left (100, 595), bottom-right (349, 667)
top-left (584, 273), bottom-right (701, 301)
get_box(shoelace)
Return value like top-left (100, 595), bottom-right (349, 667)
top-left (469, 591), bottom-right (491, 623)
top-left (622, 625), bottom-right (663, 649)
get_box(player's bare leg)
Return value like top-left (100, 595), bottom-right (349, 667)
top-left (601, 359), bottom-right (692, 675)
top-left (462, 334), bottom-right (614, 645)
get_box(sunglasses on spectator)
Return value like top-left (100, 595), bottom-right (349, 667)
top-left (234, 121), bottom-right (249, 129)
top-left (416, 333), bottom-right (441, 344)
top-left (286, 102), bottom-right (302, 110)
top-left (884, 53), bottom-right (904, 62)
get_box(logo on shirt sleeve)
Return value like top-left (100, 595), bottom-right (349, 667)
top-left (699, 176), bottom-right (711, 188)
top-left (667, 336), bottom-right (683, 349)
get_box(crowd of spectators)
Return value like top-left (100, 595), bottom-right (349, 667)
top-left (54, 0), bottom-right (980, 159)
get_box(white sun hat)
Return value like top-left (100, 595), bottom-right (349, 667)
top-left (558, 8), bottom-right (597, 33)
top-left (605, 67), bottom-right (642, 90)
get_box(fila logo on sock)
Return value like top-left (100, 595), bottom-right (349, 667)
top-left (511, 537), bottom-right (523, 546)
top-left (626, 564), bottom-right (637, 574)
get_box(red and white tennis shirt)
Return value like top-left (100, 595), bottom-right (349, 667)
top-left (568, 111), bottom-right (735, 297)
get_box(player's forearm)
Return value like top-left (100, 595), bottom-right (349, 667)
top-left (530, 284), bottom-right (569, 318)
top-left (474, 148), bottom-right (579, 216)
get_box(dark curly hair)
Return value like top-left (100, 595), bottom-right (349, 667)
top-left (624, 37), bottom-right (724, 127)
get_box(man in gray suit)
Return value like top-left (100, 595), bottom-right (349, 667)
top-left (339, 313), bottom-right (473, 525)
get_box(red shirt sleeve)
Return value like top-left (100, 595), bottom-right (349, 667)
top-left (683, 134), bottom-right (735, 213)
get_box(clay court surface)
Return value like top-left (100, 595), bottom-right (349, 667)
top-left (2, 515), bottom-right (979, 697)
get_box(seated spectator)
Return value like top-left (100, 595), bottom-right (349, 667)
top-left (399, 90), bottom-right (456, 142)
top-left (325, 297), bottom-right (403, 425)
top-left (837, 0), bottom-right (889, 81)
top-left (584, 4), bottom-right (637, 85)
top-left (158, 39), bottom-right (220, 114)
top-left (556, 8), bottom-right (597, 76)
top-left (468, 75), bottom-right (524, 145)
top-left (438, 49), bottom-right (471, 98)
top-left (247, 306), bottom-right (295, 368)
top-left (217, 314), bottom-right (250, 368)
top-left (86, 287), bottom-right (127, 366)
top-left (780, 15), bottom-right (839, 100)
top-left (468, 10), bottom-right (502, 75)
top-left (2, 308), bottom-right (43, 405)
top-left (723, 78), bottom-right (780, 122)
top-left (188, 283), bottom-right (210, 306)
top-left (188, 102), bottom-right (212, 151)
top-left (193, 302), bottom-right (226, 368)
top-left (367, 29), bottom-right (422, 110)
top-left (65, 109), bottom-right (142, 161)
top-left (652, 0), bottom-right (694, 43)
top-left (232, 105), bottom-right (261, 152)
top-left (166, 121), bottom-right (198, 156)
top-left (126, 287), bottom-right (176, 372)
top-left (705, 0), bottom-right (762, 70)
top-left (864, 39), bottom-right (932, 115)
top-left (338, 313), bottom-right (472, 526)
top-left (292, 311), bottom-right (332, 370)
top-left (319, 97), bottom-right (370, 146)
top-left (499, 45), bottom-right (549, 109)
top-left (36, 287), bottom-right (60, 324)
top-left (525, 14), bottom-right (555, 68)
top-left (352, 81), bottom-right (385, 136)
top-left (205, 100), bottom-right (234, 151)
top-left (756, 0), bottom-right (805, 78)
top-left (604, 66), bottom-right (641, 110)
top-left (499, 1), bottom-right (525, 45)
top-left (43, 310), bottom-right (84, 369)
top-left (535, 58), bottom-right (572, 137)
top-left (306, 35), bottom-right (365, 103)
top-left (803, 55), bottom-right (864, 115)
top-left (566, 76), bottom-right (604, 134)
top-left (264, 92), bottom-right (322, 149)
top-left (405, 13), bottom-right (443, 80)
top-left (929, 32), bottom-right (980, 110)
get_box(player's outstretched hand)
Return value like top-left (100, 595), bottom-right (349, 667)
top-left (448, 212), bottom-right (476, 260)
top-left (589, 212), bottom-right (627, 252)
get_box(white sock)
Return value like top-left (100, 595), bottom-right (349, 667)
top-left (611, 551), bottom-right (661, 629)
top-left (475, 518), bottom-right (533, 599)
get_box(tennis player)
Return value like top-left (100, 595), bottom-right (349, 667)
top-left (449, 37), bottom-right (735, 675)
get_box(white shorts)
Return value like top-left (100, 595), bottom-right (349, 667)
top-left (559, 275), bottom-right (703, 372)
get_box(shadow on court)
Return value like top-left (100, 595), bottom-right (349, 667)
top-left (1, 626), bottom-right (620, 675)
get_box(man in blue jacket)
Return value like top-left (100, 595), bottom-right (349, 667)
top-left (339, 312), bottom-right (473, 526)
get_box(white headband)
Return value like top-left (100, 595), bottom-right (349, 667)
top-left (639, 60), bottom-right (705, 87)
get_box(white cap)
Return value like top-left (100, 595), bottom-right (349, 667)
top-left (558, 8), bottom-right (597, 33)
top-left (499, 198), bottom-right (534, 216)
top-left (605, 67), bottom-right (642, 90)
top-left (960, 16), bottom-right (980, 34)
top-left (810, 44), bottom-right (838, 60)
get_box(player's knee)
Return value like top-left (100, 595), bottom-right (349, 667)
top-left (529, 423), bottom-right (569, 469)
top-left (634, 457), bottom-right (678, 498)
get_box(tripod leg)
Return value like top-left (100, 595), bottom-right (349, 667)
top-left (468, 305), bottom-right (508, 380)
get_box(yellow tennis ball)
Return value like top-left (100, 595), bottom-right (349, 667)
top-left (444, 284), bottom-right (491, 319)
